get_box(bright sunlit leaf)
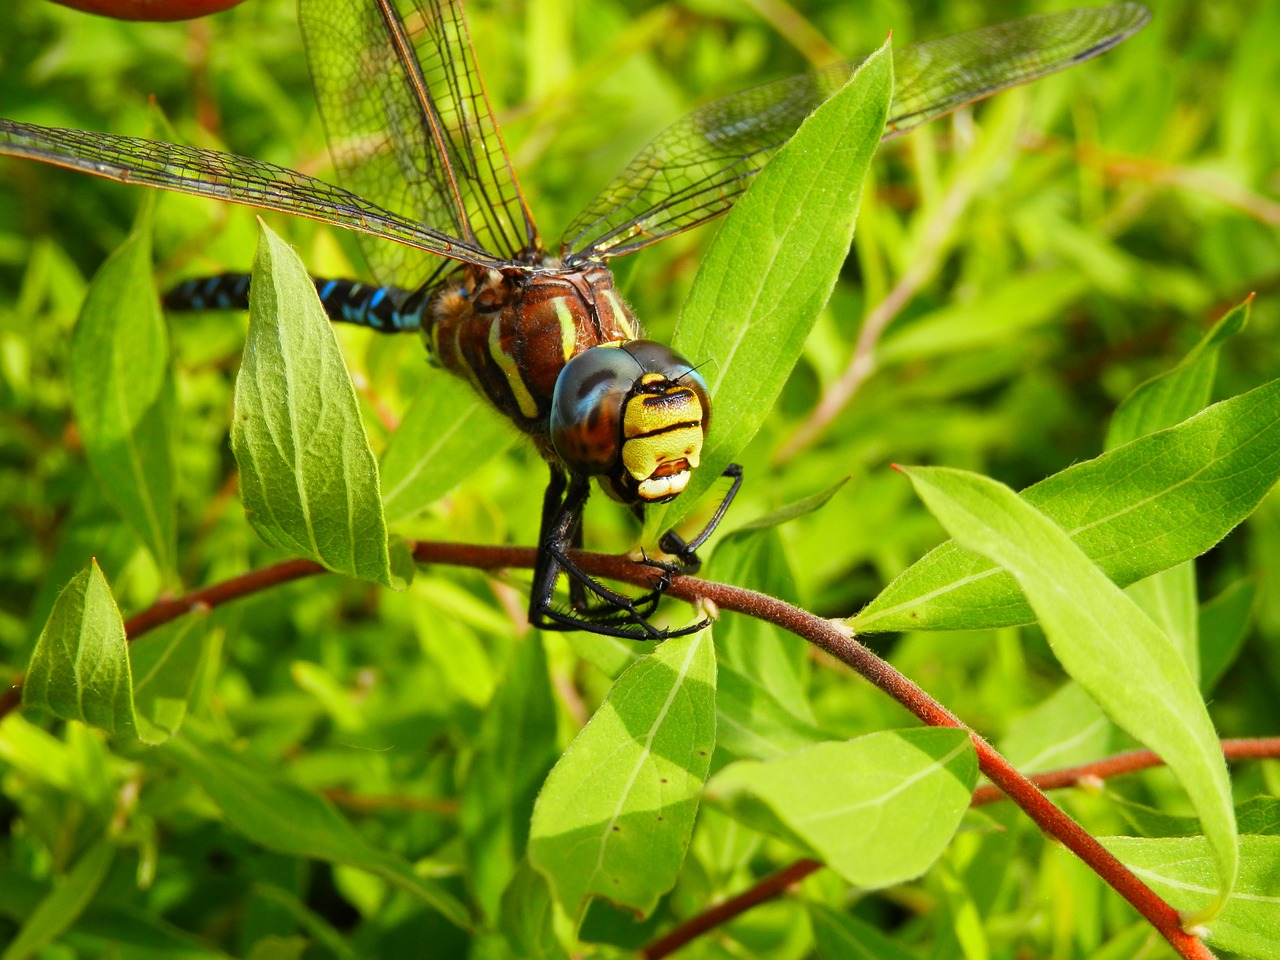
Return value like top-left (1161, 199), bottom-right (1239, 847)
top-left (856, 377), bottom-right (1280, 634)
top-left (707, 729), bottom-right (976, 888)
top-left (901, 466), bottom-right (1237, 919)
top-left (22, 562), bottom-right (135, 738)
top-left (233, 222), bottom-right (394, 587)
top-left (528, 629), bottom-right (716, 922)
top-left (1103, 835), bottom-right (1280, 958)
top-left (648, 37), bottom-right (892, 537)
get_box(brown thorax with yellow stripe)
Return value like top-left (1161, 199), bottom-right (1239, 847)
top-left (424, 260), bottom-right (711, 509)
top-left (424, 261), bottom-right (638, 447)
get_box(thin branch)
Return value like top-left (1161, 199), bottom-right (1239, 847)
top-left (647, 737), bottom-right (1280, 958)
top-left (1072, 140), bottom-right (1280, 227)
top-left (643, 575), bottom-right (1212, 959)
top-left (970, 738), bottom-right (1280, 806)
top-left (1, 542), bottom-right (1225, 958)
top-left (642, 859), bottom-right (822, 959)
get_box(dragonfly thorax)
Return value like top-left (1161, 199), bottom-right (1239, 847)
top-left (422, 262), bottom-right (710, 506)
top-left (424, 262), bottom-right (641, 439)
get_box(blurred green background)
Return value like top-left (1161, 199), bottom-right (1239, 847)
top-left (0, 0), bottom-right (1277, 955)
top-left (3, 0), bottom-right (1276, 711)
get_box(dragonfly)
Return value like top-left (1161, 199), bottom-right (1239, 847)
top-left (0, 0), bottom-right (1150, 639)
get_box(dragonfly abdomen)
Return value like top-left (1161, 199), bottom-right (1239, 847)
top-left (164, 273), bottom-right (424, 333)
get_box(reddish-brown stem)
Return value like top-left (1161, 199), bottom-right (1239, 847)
top-left (642, 859), bottom-right (823, 959)
top-left (123, 556), bottom-right (327, 637)
top-left (970, 738), bottom-right (1280, 806)
top-left (0, 542), bottom-right (1238, 959)
top-left (649, 738), bottom-right (1280, 958)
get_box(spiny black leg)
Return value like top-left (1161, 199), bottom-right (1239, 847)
top-left (529, 465), bottom-right (735, 639)
top-left (530, 472), bottom-right (658, 635)
top-left (534, 604), bottom-right (711, 640)
top-left (530, 472), bottom-right (681, 639)
top-left (530, 465), bottom-right (571, 627)
top-left (568, 515), bottom-right (589, 613)
top-left (655, 463), bottom-right (744, 575)
top-left (541, 464), bottom-right (568, 529)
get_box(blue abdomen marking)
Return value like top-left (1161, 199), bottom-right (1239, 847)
top-left (165, 274), bottom-right (425, 334)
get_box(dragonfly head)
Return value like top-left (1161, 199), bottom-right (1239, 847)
top-left (550, 340), bottom-right (711, 506)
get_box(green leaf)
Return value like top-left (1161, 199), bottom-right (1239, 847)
top-left (0, 715), bottom-right (77, 791)
top-left (1106, 297), bottom-right (1249, 448)
top-left (22, 563), bottom-right (203, 745)
top-left (730, 476), bottom-right (850, 534)
top-left (716, 662), bottom-right (830, 761)
top-left (461, 635), bottom-right (559, 920)
top-left (130, 615), bottom-right (207, 744)
top-left (528, 629), bottom-right (716, 922)
top-left (245, 937), bottom-right (308, 960)
top-left (498, 861), bottom-right (568, 960)
top-left (900, 466), bottom-right (1237, 919)
top-left (381, 376), bottom-right (515, 525)
top-left (69, 197), bottom-right (176, 573)
top-left (74, 902), bottom-right (236, 959)
top-left (649, 37), bottom-right (892, 537)
top-left (23, 562), bottom-right (136, 738)
top-left (877, 268), bottom-right (1088, 367)
top-left (1237, 796), bottom-right (1280, 835)
top-left (855, 378), bottom-right (1280, 634)
top-left (1198, 579), bottom-right (1255, 694)
top-left (232, 222), bottom-right (393, 587)
top-left (561, 631), bottom-right (645, 680)
top-left (710, 526), bottom-right (812, 721)
top-left (0, 839), bottom-right (113, 960)
top-left (1089, 922), bottom-right (1173, 960)
top-left (1102, 836), bottom-right (1280, 958)
top-left (164, 727), bottom-right (469, 930)
top-left (1126, 563), bottom-right (1198, 676)
top-left (996, 682), bottom-right (1112, 775)
top-left (810, 903), bottom-right (919, 960)
top-left (246, 884), bottom-right (357, 960)
top-left (1109, 298), bottom-right (1248, 676)
top-left (706, 728), bottom-right (976, 888)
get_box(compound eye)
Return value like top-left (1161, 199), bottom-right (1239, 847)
top-left (550, 346), bottom-right (635, 475)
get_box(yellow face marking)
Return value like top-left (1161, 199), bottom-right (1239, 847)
top-left (488, 316), bottom-right (539, 419)
top-left (621, 424), bottom-right (704, 481)
top-left (553, 296), bottom-right (577, 362)
top-left (603, 289), bottom-right (637, 341)
top-left (620, 385), bottom-right (704, 482)
top-left (624, 386), bottom-right (701, 439)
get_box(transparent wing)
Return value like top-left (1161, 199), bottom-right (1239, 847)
top-left (0, 118), bottom-right (506, 269)
top-left (562, 2), bottom-right (1150, 263)
top-left (301, 0), bottom-right (538, 288)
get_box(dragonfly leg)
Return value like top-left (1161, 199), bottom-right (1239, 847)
top-left (654, 463), bottom-right (744, 575)
top-left (530, 469), bottom-right (686, 639)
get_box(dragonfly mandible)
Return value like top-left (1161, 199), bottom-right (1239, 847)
top-left (0, 0), bottom-right (1151, 639)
